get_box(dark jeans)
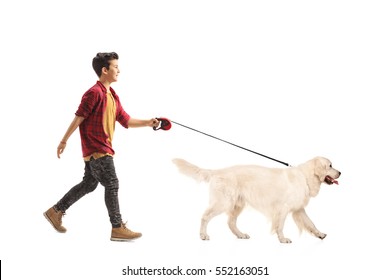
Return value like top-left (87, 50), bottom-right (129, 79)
top-left (55, 156), bottom-right (122, 227)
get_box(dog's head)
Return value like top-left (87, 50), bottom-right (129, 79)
top-left (314, 157), bottom-right (341, 185)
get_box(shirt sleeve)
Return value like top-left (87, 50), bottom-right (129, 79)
top-left (115, 95), bottom-right (131, 128)
top-left (75, 89), bottom-right (98, 118)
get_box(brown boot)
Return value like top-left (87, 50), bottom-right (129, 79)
top-left (44, 206), bottom-right (67, 233)
top-left (111, 223), bottom-right (142, 241)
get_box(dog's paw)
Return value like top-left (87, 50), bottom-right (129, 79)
top-left (200, 233), bottom-right (210, 240)
top-left (279, 237), bottom-right (292, 244)
top-left (317, 233), bottom-right (327, 240)
top-left (237, 233), bottom-right (250, 239)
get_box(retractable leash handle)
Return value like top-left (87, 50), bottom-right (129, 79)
top-left (153, 117), bottom-right (172, 131)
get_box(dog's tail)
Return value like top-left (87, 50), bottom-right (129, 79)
top-left (172, 158), bottom-right (211, 183)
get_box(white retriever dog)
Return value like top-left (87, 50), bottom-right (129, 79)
top-left (172, 157), bottom-right (341, 243)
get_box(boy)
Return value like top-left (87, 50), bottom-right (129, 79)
top-left (44, 52), bottom-right (159, 241)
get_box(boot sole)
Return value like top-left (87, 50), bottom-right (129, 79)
top-left (110, 236), bottom-right (142, 242)
top-left (43, 212), bottom-right (66, 233)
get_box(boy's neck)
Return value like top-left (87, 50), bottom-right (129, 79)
top-left (99, 78), bottom-right (111, 92)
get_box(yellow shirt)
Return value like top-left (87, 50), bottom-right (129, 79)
top-left (84, 91), bottom-right (117, 161)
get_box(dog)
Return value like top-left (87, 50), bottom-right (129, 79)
top-left (172, 157), bottom-right (341, 243)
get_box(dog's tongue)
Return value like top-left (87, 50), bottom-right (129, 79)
top-left (325, 175), bottom-right (339, 185)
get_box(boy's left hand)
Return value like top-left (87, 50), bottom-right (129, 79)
top-left (151, 118), bottom-right (160, 128)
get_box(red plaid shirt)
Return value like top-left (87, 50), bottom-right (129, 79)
top-left (75, 81), bottom-right (130, 157)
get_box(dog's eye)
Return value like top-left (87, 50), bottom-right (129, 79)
top-left (329, 164), bottom-right (332, 168)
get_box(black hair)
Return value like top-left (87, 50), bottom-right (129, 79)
top-left (92, 52), bottom-right (119, 77)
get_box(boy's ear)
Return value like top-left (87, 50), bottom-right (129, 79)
top-left (101, 67), bottom-right (108, 75)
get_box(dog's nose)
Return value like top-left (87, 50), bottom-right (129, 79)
top-left (338, 171), bottom-right (341, 176)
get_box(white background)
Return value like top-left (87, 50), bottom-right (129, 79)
top-left (1, 0), bottom-right (390, 279)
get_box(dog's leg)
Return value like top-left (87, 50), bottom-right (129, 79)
top-left (272, 210), bottom-right (292, 243)
top-left (292, 209), bottom-right (326, 239)
top-left (200, 206), bottom-right (223, 240)
top-left (228, 199), bottom-right (250, 239)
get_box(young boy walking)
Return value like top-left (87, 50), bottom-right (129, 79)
top-left (44, 52), bottom-right (159, 241)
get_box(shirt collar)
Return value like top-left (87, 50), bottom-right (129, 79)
top-left (96, 81), bottom-right (116, 96)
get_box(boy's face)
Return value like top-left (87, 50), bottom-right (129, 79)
top-left (103, 59), bottom-right (120, 83)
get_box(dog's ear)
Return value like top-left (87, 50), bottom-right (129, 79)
top-left (314, 157), bottom-right (327, 181)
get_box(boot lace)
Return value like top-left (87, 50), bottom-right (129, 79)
top-left (121, 222), bottom-right (133, 232)
top-left (56, 210), bottom-right (66, 222)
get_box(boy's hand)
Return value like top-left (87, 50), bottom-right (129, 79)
top-left (57, 142), bottom-right (66, 158)
top-left (151, 118), bottom-right (160, 127)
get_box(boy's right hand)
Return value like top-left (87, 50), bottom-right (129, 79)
top-left (57, 142), bottom-right (67, 158)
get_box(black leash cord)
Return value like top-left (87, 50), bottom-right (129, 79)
top-left (171, 120), bottom-right (291, 167)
